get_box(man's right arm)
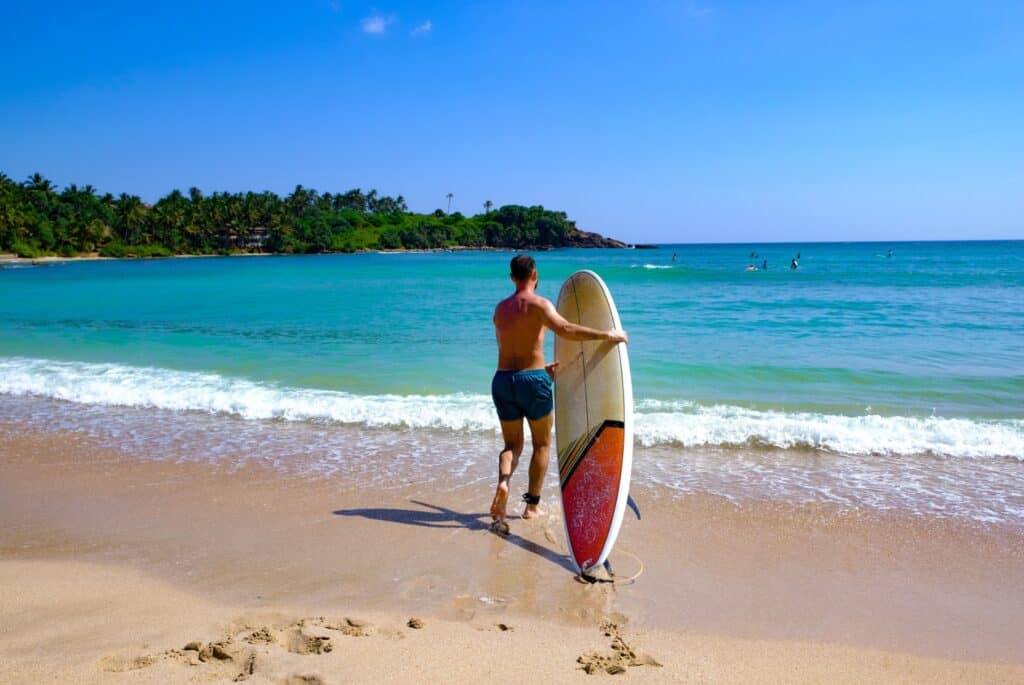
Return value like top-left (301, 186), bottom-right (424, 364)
top-left (538, 299), bottom-right (628, 344)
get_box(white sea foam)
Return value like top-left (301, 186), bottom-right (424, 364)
top-left (1, 357), bottom-right (1021, 460)
top-left (0, 357), bottom-right (497, 432)
top-left (633, 263), bottom-right (673, 270)
top-left (634, 399), bottom-right (1024, 459)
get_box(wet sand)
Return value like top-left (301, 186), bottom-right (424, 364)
top-left (2, 426), bottom-right (1023, 683)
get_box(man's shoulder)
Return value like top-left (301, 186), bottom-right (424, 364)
top-left (497, 292), bottom-right (551, 307)
top-left (525, 293), bottom-right (554, 311)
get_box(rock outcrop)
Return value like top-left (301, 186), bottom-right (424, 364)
top-left (560, 229), bottom-right (627, 248)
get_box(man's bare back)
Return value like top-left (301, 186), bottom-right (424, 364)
top-left (493, 274), bottom-right (627, 372)
top-left (493, 290), bottom-right (548, 372)
top-left (488, 255), bottom-right (627, 529)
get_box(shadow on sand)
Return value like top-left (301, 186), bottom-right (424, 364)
top-left (333, 499), bottom-right (576, 574)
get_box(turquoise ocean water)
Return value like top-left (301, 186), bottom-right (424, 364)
top-left (2, 242), bottom-right (1022, 523)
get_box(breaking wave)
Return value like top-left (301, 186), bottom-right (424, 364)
top-left (1, 357), bottom-right (1021, 460)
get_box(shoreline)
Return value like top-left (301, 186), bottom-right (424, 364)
top-left (0, 251), bottom-right (281, 265)
top-left (4, 239), bottom-right (1021, 267)
top-left (2, 425), bottom-right (1022, 682)
top-left (1, 390), bottom-right (1020, 527)
top-left (0, 245), bottom-right (622, 266)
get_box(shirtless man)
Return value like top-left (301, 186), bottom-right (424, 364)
top-left (490, 255), bottom-right (628, 526)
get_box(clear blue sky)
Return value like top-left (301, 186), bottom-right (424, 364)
top-left (1, 1), bottom-right (1021, 243)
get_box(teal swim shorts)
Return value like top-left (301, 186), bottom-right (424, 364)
top-left (491, 369), bottom-right (554, 421)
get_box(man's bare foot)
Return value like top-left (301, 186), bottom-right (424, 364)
top-left (491, 482), bottom-right (509, 521)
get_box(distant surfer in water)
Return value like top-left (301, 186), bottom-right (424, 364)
top-left (490, 255), bottom-right (628, 527)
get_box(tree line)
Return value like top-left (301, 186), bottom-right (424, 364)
top-left (0, 172), bottom-right (586, 258)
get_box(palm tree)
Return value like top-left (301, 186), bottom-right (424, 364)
top-left (483, 200), bottom-right (493, 214)
top-left (155, 189), bottom-right (188, 249)
top-left (115, 194), bottom-right (146, 243)
top-left (26, 173), bottom-right (55, 194)
top-left (446, 193), bottom-right (453, 214)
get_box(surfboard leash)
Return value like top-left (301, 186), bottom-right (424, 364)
top-left (575, 548), bottom-right (645, 586)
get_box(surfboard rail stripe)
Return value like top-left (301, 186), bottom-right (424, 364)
top-left (557, 421), bottom-right (601, 482)
top-left (558, 419), bottom-right (625, 487)
top-left (568, 276), bottom-right (592, 432)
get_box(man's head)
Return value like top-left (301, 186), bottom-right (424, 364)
top-left (510, 254), bottom-right (537, 284)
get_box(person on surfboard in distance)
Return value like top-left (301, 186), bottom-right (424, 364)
top-left (490, 255), bottom-right (628, 529)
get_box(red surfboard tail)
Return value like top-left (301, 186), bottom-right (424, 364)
top-left (559, 419), bottom-right (625, 572)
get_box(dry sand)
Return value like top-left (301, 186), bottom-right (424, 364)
top-left (0, 253), bottom-right (110, 264)
top-left (2, 426), bottom-right (1023, 683)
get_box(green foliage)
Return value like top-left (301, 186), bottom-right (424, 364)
top-left (0, 171), bottom-right (592, 257)
top-left (98, 242), bottom-right (129, 258)
top-left (128, 244), bottom-right (174, 258)
top-left (10, 241), bottom-right (42, 258)
top-left (100, 242), bottom-right (172, 258)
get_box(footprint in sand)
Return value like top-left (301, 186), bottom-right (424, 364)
top-left (235, 651), bottom-right (258, 680)
top-left (577, 620), bottom-right (662, 675)
top-left (318, 616), bottom-right (375, 637)
top-left (101, 638), bottom-right (257, 681)
top-left (192, 639), bottom-right (259, 680)
top-left (244, 627), bottom-right (276, 644)
top-left (98, 614), bottom-right (386, 683)
top-left (284, 627), bottom-right (333, 655)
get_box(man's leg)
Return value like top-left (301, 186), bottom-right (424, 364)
top-left (491, 419), bottom-right (524, 522)
top-left (522, 412), bottom-right (553, 519)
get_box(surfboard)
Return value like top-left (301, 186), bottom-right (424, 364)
top-left (554, 270), bottom-right (633, 575)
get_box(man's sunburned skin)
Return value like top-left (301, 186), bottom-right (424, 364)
top-left (490, 258), bottom-right (627, 530)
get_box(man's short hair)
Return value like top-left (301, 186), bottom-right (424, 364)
top-left (510, 254), bottom-right (536, 282)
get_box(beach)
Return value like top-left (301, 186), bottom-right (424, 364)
top-left (2, 244), bottom-right (1023, 682)
top-left (6, 0), bottom-right (1024, 678)
top-left (2, 425), bottom-right (1023, 683)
